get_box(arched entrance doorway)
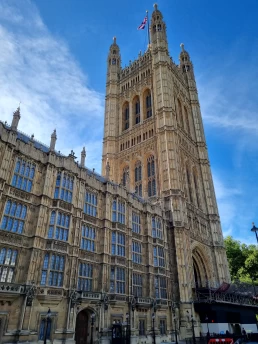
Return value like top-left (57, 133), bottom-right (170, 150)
top-left (192, 248), bottom-right (209, 288)
top-left (75, 309), bottom-right (89, 344)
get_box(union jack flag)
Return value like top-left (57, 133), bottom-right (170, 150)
top-left (138, 16), bottom-right (147, 30)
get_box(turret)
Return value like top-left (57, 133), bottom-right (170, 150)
top-left (102, 37), bottom-right (121, 176)
top-left (81, 147), bottom-right (86, 167)
top-left (150, 4), bottom-right (168, 51)
top-left (11, 106), bottom-right (21, 131)
top-left (179, 43), bottom-right (194, 80)
top-left (107, 36), bottom-right (121, 82)
top-left (50, 129), bottom-right (57, 152)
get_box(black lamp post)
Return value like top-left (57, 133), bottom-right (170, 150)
top-left (251, 223), bottom-right (258, 244)
top-left (90, 313), bottom-right (95, 344)
top-left (191, 315), bottom-right (196, 344)
top-left (126, 312), bottom-right (130, 344)
top-left (43, 308), bottom-right (51, 344)
top-left (173, 313), bottom-right (178, 344)
top-left (187, 311), bottom-right (196, 344)
top-left (205, 316), bottom-right (210, 335)
top-left (152, 313), bottom-right (156, 344)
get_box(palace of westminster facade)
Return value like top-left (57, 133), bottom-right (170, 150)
top-left (0, 4), bottom-right (242, 344)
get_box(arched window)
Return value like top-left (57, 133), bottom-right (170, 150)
top-left (184, 107), bottom-right (191, 135)
top-left (122, 166), bottom-right (129, 187)
top-left (112, 200), bottom-right (125, 224)
top-left (177, 99), bottom-right (184, 128)
top-left (147, 155), bottom-right (156, 197)
top-left (186, 166), bottom-right (193, 203)
top-left (0, 200), bottom-right (27, 234)
top-left (122, 102), bottom-right (129, 131)
top-left (12, 157), bottom-right (35, 192)
top-left (133, 96), bottom-right (140, 125)
top-left (193, 170), bottom-right (201, 208)
top-left (78, 263), bottom-right (93, 291)
top-left (40, 253), bottom-right (64, 286)
top-left (152, 217), bottom-right (162, 239)
top-left (0, 248), bottom-right (17, 282)
top-left (47, 211), bottom-right (70, 242)
top-left (54, 172), bottom-right (73, 203)
top-left (135, 161), bottom-right (142, 197)
top-left (144, 89), bottom-right (152, 119)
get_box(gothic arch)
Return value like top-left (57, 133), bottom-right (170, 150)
top-left (191, 242), bottom-right (212, 288)
top-left (132, 95), bottom-right (140, 125)
top-left (192, 167), bottom-right (201, 209)
top-left (134, 160), bottom-right (142, 196)
top-left (142, 88), bottom-right (152, 119)
top-left (121, 165), bottom-right (129, 187)
top-left (176, 98), bottom-right (184, 128)
top-left (75, 307), bottom-right (97, 344)
top-left (183, 106), bottom-right (191, 135)
top-left (122, 101), bottom-right (129, 131)
top-left (146, 155), bottom-right (156, 197)
top-left (185, 163), bottom-right (193, 203)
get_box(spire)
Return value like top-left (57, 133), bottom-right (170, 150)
top-left (11, 106), bottom-right (21, 131)
top-left (150, 4), bottom-right (168, 50)
top-left (179, 43), bottom-right (192, 75)
top-left (107, 36), bottom-right (121, 70)
top-left (50, 129), bottom-right (57, 152)
top-left (81, 146), bottom-right (86, 167)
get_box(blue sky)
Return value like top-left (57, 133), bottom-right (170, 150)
top-left (0, 0), bottom-right (257, 244)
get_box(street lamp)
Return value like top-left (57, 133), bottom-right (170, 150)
top-left (205, 316), bottom-right (210, 335)
top-left (173, 313), bottom-right (178, 344)
top-left (251, 223), bottom-right (258, 244)
top-left (43, 308), bottom-right (51, 344)
top-left (190, 315), bottom-right (196, 344)
top-left (152, 313), bottom-right (156, 344)
top-left (126, 312), bottom-right (130, 344)
top-left (90, 313), bottom-right (95, 344)
top-left (187, 311), bottom-right (196, 344)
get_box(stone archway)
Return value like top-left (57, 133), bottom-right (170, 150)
top-left (75, 309), bottom-right (90, 344)
top-left (192, 244), bottom-right (211, 288)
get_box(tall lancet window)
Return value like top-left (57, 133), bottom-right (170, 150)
top-left (145, 89), bottom-right (152, 119)
top-left (193, 169), bottom-right (201, 208)
top-left (177, 99), bottom-right (184, 129)
top-left (147, 155), bottom-right (156, 197)
top-left (186, 165), bottom-right (193, 203)
top-left (184, 106), bottom-right (191, 135)
top-left (135, 161), bottom-right (142, 197)
top-left (54, 172), bottom-right (74, 203)
top-left (122, 166), bottom-right (129, 187)
top-left (123, 102), bottom-right (129, 131)
top-left (133, 96), bottom-right (140, 125)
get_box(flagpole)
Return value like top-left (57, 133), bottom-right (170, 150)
top-left (146, 10), bottom-right (150, 46)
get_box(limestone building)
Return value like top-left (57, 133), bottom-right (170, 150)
top-left (0, 4), bottom-right (257, 344)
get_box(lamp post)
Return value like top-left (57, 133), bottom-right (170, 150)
top-left (90, 313), bottom-right (95, 344)
top-left (190, 315), bottom-right (196, 344)
top-left (152, 313), bottom-right (156, 344)
top-left (126, 312), bottom-right (130, 344)
top-left (43, 308), bottom-right (51, 344)
top-left (205, 316), bottom-right (210, 335)
top-left (187, 310), bottom-right (196, 344)
top-left (173, 313), bottom-right (178, 344)
top-left (251, 223), bottom-right (258, 244)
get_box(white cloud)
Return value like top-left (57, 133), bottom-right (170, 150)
top-left (0, 0), bottom-right (104, 171)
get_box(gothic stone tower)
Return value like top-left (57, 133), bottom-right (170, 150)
top-left (102, 4), bottom-right (230, 336)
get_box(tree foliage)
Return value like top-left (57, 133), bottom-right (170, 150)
top-left (224, 236), bottom-right (258, 284)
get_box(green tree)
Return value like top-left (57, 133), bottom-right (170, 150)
top-left (224, 236), bottom-right (258, 284)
